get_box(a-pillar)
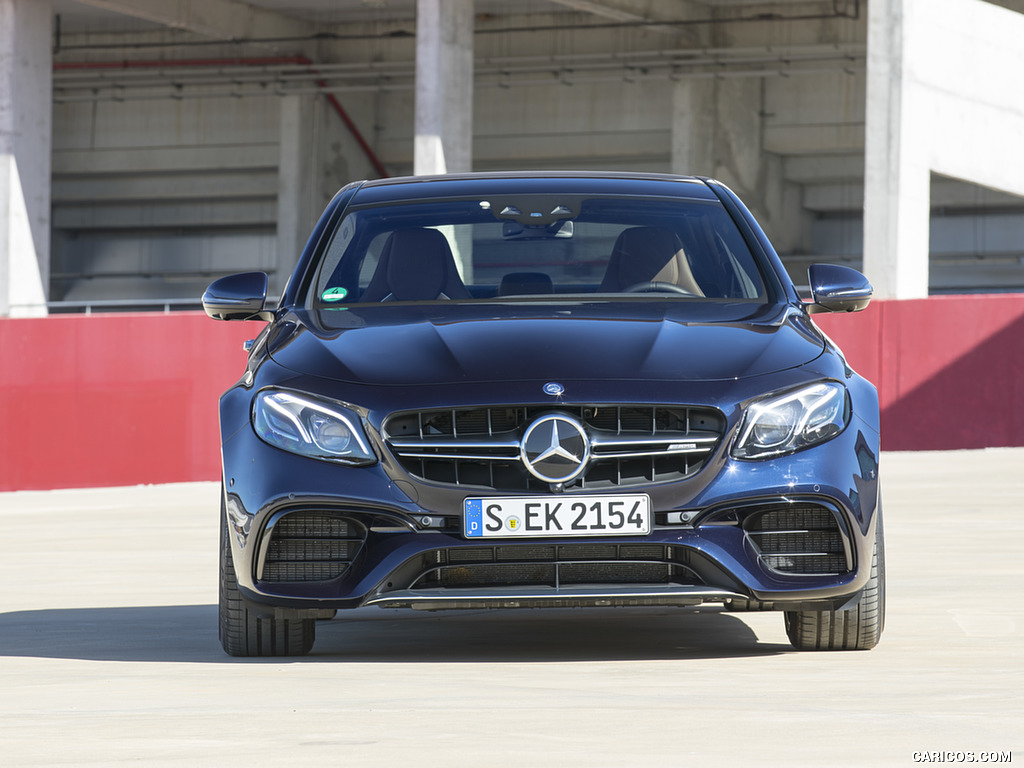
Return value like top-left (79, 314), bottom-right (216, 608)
top-left (276, 93), bottom-right (317, 298)
top-left (0, 0), bottom-right (51, 317)
top-left (413, 0), bottom-right (473, 176)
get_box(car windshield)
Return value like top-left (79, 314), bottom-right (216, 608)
top-left (310, 194), bottom-right (767, 307)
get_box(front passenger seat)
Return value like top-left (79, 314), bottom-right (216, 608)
top-left (361, 229), bottom-right (470, 302)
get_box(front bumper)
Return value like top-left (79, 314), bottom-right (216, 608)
top-left (220, 404), bottom-right (880, 615)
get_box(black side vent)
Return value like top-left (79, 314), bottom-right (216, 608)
top-left (259, 513), bottom-right (366, 583)
top-left (744, 504), bottom-right (851, 576)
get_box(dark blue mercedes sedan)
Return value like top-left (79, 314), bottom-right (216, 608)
top-left (203, 172), bottom-right (883, 656)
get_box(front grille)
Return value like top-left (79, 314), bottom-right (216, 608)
top-left (384, 405), bottom-right (724, 491)
top-left (259, 512), bottom-right (367, 583)
top-left (412, 543), bottom-right (701, 589)
top-left (743, 504), bottom-right (850, 576)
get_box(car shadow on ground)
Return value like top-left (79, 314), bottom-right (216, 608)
top-left (0, 604), bottom-right (793, 663)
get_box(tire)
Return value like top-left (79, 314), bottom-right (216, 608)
top-left (784, 508), bottom-right (885, 651)
top-left (219, 491), bottom-right (315, 657)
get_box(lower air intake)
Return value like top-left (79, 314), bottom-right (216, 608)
top-left (743, 504), bottom-right (851, 576)
top-left (412, 543), bottom-right (701, 589)
top-left (259, 512), bottom-right (366, 583)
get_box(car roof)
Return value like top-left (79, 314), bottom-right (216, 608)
top-left (348, 171), bottom-right (719, 206)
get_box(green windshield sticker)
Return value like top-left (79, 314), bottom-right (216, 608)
top-left (321, 287), bottom-right (348, 302)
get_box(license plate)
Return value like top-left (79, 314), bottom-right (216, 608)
top-left (464, 494), bottom-right (650, 538)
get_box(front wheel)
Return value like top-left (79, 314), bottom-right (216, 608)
top-left (219, 491), bottom-right (315, 657)
top-left (784, 509), bottom-right (885, 651)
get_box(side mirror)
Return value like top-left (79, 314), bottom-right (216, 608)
top-left (202, 272), bottom-right (273, 321)
top-left (807, 264), bottom-right (873, 314)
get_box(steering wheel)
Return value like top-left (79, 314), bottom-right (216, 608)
top-left (623, 281), bottom-right (696, 296)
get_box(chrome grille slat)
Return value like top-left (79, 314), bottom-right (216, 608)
top-left (592, 448), bottom-right (713, 460)
top-left (590, 434), bottom-right (719, 446)
top-left (390, 438), bottom-right (521, 449)
top-left (383, 405), bottom-right (725, 492)
top-left (394, 452), bottom-right (518, 461)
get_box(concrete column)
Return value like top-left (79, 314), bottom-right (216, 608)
top-left (414, 0), bottom-right (473, 175)
top-left (671, 77), bottom-right (803, 254)
top-left (864, 0), bottom-right (1024, 300)
top-left (670, 78), bottom-right (716, 178)
top-left (276, 94), bottom-right (317, 298)
top-left (0, 0), bottom-right (51, 317)
top-left (863, 0), bottom-right (930, 300)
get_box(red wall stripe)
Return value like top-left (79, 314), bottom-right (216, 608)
top-left (1, 295), bottom-right (1022, 491)
top-left (813, 294), bottom-right (1024, 451)
top-left (0, 313), bottom-right (261, 492)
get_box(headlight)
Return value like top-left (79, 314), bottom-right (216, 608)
top-left (732, 382), bottom-right (848, 459)
top-left (252, 390), bottom-right (377, 465)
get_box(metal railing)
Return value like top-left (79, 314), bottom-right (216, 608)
top-left (7, 297), bottom-right (279, 316)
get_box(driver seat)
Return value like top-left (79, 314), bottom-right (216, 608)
top-left (599, 226), bottom-right (704, 296)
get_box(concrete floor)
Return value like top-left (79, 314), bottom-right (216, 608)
top-left (1, 449), bottom-right (1022, 767)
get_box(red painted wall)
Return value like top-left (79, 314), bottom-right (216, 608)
top-left (1, 295), bottom-right (1022, 491)
top-left (0, 313), bottom-right (262, 492)
top-left (813, 294), bottom-right (1024, 451)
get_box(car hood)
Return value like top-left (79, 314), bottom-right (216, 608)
top-left (267, 301), bottom-right (825, 386)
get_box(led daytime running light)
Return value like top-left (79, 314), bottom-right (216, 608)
top-left (733, 382), bottom-right (847, 460)
top-left (253, 390), bottom-right (376, 465)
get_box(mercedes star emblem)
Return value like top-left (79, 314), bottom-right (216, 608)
top-left (542, 382), bottom-right (565, 397)
top-left (520, 414), bottom-right (590, 484)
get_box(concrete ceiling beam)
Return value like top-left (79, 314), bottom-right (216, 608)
top-left (546, 0), bottom-right (700, 42)
top-left (783, 154), bottom-right (864, 184)
top-left (70, 0), bottom-right (314, 43)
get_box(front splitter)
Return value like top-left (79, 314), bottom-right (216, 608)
top-left (363, 584), bottom-right (747, 611)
